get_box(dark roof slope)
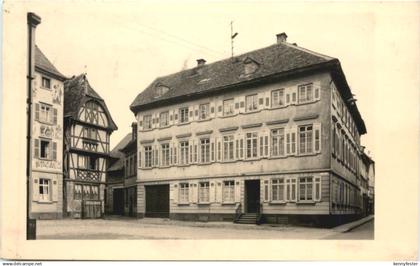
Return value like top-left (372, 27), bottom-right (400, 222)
top-left (35, 45), bottom-right (67, 80)
top-left (130, 41), bottom-right (367, 134)
top-left (130, 42), bottom-right (333, 109)
top-left (64, 74), bottom-right (118, 130)
top-left (108, 133), bottom-right (132, 171)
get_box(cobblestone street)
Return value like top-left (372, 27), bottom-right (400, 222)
top-left (36, 217), bottom-right (374, 240)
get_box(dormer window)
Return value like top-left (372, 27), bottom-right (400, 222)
top-left (242, 57), bottom-right (260, 76)
top-left (154, 85), bottom-right (170, 98)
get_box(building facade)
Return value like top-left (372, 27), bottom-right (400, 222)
top-left (129, 33), bottom-right (369, 226)
top-left (106, 123), bottom-right (138, 216)
top-left (29, 45), bottom-right (67, 219)
top-left (63, 74), bottom-right (117, 218)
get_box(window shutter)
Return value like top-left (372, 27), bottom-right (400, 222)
top-left (234, 180), bottom-right (241, 203)
top-left (239, 96), bottom-right (245, 113)
top-left (32, 178), bottom-right (39, 201)
top-left (291, 126), bottom-right (297, 155)
top-left (314, 176), bottom-right (321, 202)
top-left (210, 182), bottom-right (216, 203)
top-left (34, 139), bottom-right (40, 158)
top-left (259, 135), bottom-right (264, 158)
top-left (52, 177), bottom-right (59, 202)
top-left (285, 128), bottom-right (290, 155)
top-left (314, 123), bottom-right (321, 153)
top-left (263, 179), bottom-right (269, 203)
top-left (138, 149), bottom-right (142, 168)
top-left (189, 142), bottom-right (193, 163)
top-left (155, 145), bottom-right (159, 167)
top-left (216, 182), bottom-right (222, 203)
top-left (173, 184), bottom-right (178, 204)
top-left (314, 82), bottom-right (321, 101)
top-left (210, 138), bottom-right (215, 162)
top-left (52, 142), bottom-right (57, 160)
top-left (193, 183), bottom-right (199, 203)
top-left (53, 108), bottom-right (58, 125)
top-left (264, 133), bottom-right (269, 157)
top-left (174, 110), bottom-right (179, 123)
top-left (217, 137), bottom-right (222, 161)
top-left (240, 136), bottom-right (245, 159)
top-left (35, 103), bottom-right (40, 121)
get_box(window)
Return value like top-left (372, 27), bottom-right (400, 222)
top-left (161, 143), bottom-right (170, 166)
top-left (179, 107), bottom-right (189, 123)
top-left (144, 146), bottom-right (153, 167)
top-left (223, 99), bottom-right (234, 116)
top-left (74, 184), bottom-right (82, 200)
top-left (299, 177), bottom-right (313, 201)
top-left (246, 132), bottom-right (258, 159)
top-left (245, 94), bottom-right (258, 112)
top-left (40, 103), bottom-right (52, 123)
top-left (88, 157), bottom-right (97, 170)
top-left (199, 103), bottom-right (210, 120)
top-left (223, 180), bottom-right (235, 202)
top-left (160, 112), bottom-right (169, 127)
top-left (271, 128), bottom-right (285, 156)
top-left (199, 138), bottom-right (210, 163)
top-left (223, 135), bottom-right (234, 161)
top-left (42, 77), bottom-right (51, 89)
top-left (298, 83), bottom-right (314, 103)
top-left (299, 125), bottom-right (313, 154)
top-left (179, 183), bottom-right (189, 203)
top-left (39, 178), bottom-right (50, 201)
top-left (286, 178), bottom-right (297, 201)
top-left (180, 141), bottom-right (189, 165)
top-left (40, 139), bottom-right (50, 159)
top-left (271, 178), bottom-right (285, 201)
top-left (199, 182), bottom-right (210, 203)
top-left (83, 127), bottom-right (97, 140)
top-left (272, 89), bottom-right (285, 107)
top-left (143, 115), bottom-right (152, 130)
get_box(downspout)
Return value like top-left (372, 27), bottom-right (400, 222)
top-left (27, 12), bottom-right (41, 239)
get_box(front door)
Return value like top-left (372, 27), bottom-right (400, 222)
top-left (112, 188), bottom-right (124, 215)
top-left (145, 185), bottom-right (170, 218)
top-left (245, 180), bottom-right (260, 213)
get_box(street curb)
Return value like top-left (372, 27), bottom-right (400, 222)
top-left (333, 215), bottom-right (374, 233)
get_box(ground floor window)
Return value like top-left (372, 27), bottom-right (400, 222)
top-left (223, 180), bottom-right (235, 202)
top-left (198, 182), bottom-right (210, 203)
top-left (179, 183), bottom-right (189, 203)
top-left (39, 178), bottom-right (50, 201)
top-left (81, 184), bottom-right (100, 200)
top-left (74, 184), bottom-right (83, 200)
top-left (271, 178), bottom-right (285, 201)
top-left (299, 177), bottom-right (313, 201)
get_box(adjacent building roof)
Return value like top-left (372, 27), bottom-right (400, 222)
top-left (130, 40), bottom-right (367, 134)
top-left (108, 133), bottom-right (132, 172)
top-left (64, 74), bottom-right (118, 130)
top-left (35, 45), bottom-right (67, 80)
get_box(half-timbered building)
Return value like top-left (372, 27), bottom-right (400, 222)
top-left (130, 33), bottom-right (371, 226)
top-left (30, 45), bottom-right (67, 219)
top-left (63, 74), bottom-right (117, 218)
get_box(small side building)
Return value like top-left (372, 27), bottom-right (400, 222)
top-left (106, 123), bottom-right (138, 216)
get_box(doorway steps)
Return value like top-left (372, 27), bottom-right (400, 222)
top-left (235, 213), bottom-right (258, 224)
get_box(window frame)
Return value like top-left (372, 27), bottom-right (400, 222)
top-left (271, 88), bottom-right (285, 108)
top-left (144, 146), bottom-right (153, 168)
top-left (246, 132), bottom-right (258, 159)
top-left (179, 107), bottom-right (189, 123)
top-left (143, 115), bottom-right (152, 130)
top-left (223, 135), bottom-right (235, 161)
top-left (245, 94), bottom-right (258, 112)
top-left (200, 138), bottom-right (210, 163)
top-left (39, 139), bottom-right (51, 160)
top-left (199, 103), bottom-right (210, 120)
top-left (179, 141), bottom-right (189, 165)
top-left (271, 178), bottom-right (285, 203)
top-left (161, 143), bottom-right (170, 166)
top-left (299, 125), bottom-right (313, 155)
top-left (39, 178), bottom-right (51, 202)
top-left (159, 111), bottom-right (169, 127)
top-left (41, 76), bottom-right (51, 89)
top-left (179, 183), bottom-right (189, 204)
top-left (222, 180), bottom-right (235, 203)
top-left (298, 83), bottom-right (314, 104)
top-left (198, 181), bottom-right (210, 203)
top-left (223, 99), bottom-right (235, 116)
top-left (271, 128), bottom-right (285, 157)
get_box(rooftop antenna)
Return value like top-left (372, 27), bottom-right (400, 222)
top-left (230, 21), bottom-right (238, 58)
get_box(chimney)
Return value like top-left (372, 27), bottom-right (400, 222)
top-left (276, 32), bottom-right (288, 43)
top-left (197, 58), bottom-right (206, 67)
top-left (131, 122), bottom-right (137, 141)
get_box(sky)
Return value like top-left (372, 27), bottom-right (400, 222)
top-left (31, 1), bottom-right (377, 155)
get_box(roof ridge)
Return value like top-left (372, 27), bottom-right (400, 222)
top-left (281, 42), bottom-right (336, 61)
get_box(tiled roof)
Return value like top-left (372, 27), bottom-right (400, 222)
top-left (129, 41), bottom-right (367, 134)
top-left (64, 74), bottom-right (118, 130)
top-left (35, 45), bottom-right (67, 80)
top-left (108, 133), bottom-right (132, 172)
top-left (130, 42), bottom-right (334, 109)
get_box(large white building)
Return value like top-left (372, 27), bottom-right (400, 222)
top-left (130, 33), bottom-right (370, 226)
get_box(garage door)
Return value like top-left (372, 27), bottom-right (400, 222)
top-left (145, 185), bottom-right (169, 218)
